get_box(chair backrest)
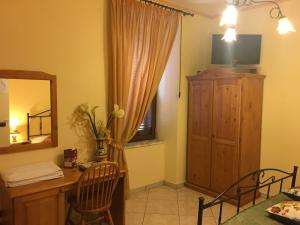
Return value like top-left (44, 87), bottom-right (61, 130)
top-left (76, 161), bottom-right (120, 212)
top-left (107, 141), bottom-right (123, 163)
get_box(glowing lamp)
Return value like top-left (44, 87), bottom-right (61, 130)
top-left (277, 17), bottom-right (296, 34)
top-left (222, 27), bottom-right (237, 43)
top-left (220, 5), bottom-right (238, 27)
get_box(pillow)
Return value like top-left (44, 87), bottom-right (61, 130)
top-left (30, 135), bottom-right (50, 144)
top-left (284, 187), bottom-right (300, 201)
top-left (266, 201), bottom-right (300, 225)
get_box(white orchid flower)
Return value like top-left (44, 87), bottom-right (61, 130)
top-left (113, 104), bottom-right (120, 111)
top-left (112, 104), bottom-right (125, 118)
top-left (115, 109), bottom-right (125, 118)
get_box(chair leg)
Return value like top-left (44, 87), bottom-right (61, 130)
top-left (106, 210), bottom-right (114, 225)
top-left (65, 205), bottom-right (72, 225)
top-left (80, 216), bottom-right (86, 225)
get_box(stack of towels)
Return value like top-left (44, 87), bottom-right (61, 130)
top-left (1, 161), bottom-right (64, 187)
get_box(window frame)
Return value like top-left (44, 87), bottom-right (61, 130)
top-left (130, 96), bottom-right (157, 142)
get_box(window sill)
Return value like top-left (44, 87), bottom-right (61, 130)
top-left (125, 139), bottom-right (164, 150)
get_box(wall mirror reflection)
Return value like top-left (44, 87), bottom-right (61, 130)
top-left (0, 70), bottom-right (57, 154)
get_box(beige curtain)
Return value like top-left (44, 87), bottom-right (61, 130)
top-left (109, 0), bottom-right (179, 183)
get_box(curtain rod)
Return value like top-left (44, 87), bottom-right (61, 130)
top-left (140, 0), bottom-right (194, 16)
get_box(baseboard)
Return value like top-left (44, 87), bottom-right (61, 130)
top-left (129, 180), bottom-right (184, 194)
top-left (164, 181), bottom-right (184, 189)
top-left (130, 181), bottom-right (164, 193)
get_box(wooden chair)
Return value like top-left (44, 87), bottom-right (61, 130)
top-left (66, 161), bottom-right (120, 225)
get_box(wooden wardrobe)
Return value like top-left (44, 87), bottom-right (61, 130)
top-left (186, 69), bottom-right (265, 200)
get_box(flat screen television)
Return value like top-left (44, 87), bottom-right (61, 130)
top-left (211, 34), bottom-right (262, 65)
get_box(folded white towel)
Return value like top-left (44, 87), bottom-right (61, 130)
top-left (1, 161), bottom-right (64, 187)
top-left (5, 171), bottom-right (64, 187)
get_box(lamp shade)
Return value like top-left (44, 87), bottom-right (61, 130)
top-left (277, 17), bottom-right (296, 34)
top-left (220, 5), bottom-right (238, 27)
top-left (222, 27), bottom-right (237, 42)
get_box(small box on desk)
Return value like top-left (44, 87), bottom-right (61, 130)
top-left (64, 148), bottom-right (77, 168)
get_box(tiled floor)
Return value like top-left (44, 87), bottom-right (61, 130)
top-left (126, 185), bottom-right (238, 225)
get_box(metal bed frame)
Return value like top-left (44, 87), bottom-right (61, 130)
top-left (198, 166), bottom-right (298, 225)
top-left (27, 109), bottom-right (51, 141)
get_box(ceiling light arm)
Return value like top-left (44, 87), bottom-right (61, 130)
top-left (250, 0), bottom-right (284, 19)
top-left (231, 0), bottom-right (284, 19)
top-left (222, 0), bottom-right (295, 42)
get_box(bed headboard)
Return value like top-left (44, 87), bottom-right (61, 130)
top-left (27, 109), bottom-right (51, 141)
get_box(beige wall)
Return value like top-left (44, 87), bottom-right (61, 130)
top-left (177, 15), bottom-right (213, 184)
top-left (0, 80), bottom-right (10, 147)
top-left (180, 1), bottom-right (300, 186)
top-left (209, 0), bottom-right (300, 185)
top-left (0, 0), bottom-right (165, 189)
top-left (157, 15), bottom-right (213, 185)
top-left (2, 0), bottom-right (297, 191)
top-left (125, 143), bottom-right (165, 190)
top-left (157, 24), bottom-right (181, 184)
top-left (0, 0), bottom-right (109, 165)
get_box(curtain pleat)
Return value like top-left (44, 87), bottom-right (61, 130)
top-left (109, 0), bottom-right (179, 194)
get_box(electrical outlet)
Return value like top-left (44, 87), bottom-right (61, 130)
top-left (0, 120), bottom-right (7, 127)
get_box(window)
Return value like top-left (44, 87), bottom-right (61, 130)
top-left (130, 96), bottom-right (156, 142)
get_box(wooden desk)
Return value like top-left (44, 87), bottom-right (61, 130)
top-left (0, 168), bottom-right (126, 225)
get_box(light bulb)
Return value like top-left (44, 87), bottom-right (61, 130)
top-left (222, 27), bottom-right (237, 42)
top-left (9, 117), bottom-right (19, 131)
top-left (277, 17), bottom-right (296, 34)
top-left (220, 5), bottom-right (238, 27)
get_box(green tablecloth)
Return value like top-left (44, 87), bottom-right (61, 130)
top-left (222, 193), bottom-right (292, 225)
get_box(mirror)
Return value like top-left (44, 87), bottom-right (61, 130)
top-left (0, 70), bottom-right (57, 154)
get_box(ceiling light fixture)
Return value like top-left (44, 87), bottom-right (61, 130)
top-left (222, 27), bottom-right (237, 42)
top-left (220, 5), bottom-right (238, 27)
top-left (277, 17), bottom-right (296, 34)
top-left (220, 0), bottom-right (296, 42)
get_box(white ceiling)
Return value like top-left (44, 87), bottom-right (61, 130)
top-left (160, 0), bottom-right (288, 18)
top-left (162, 0), bottom-right (229, 17)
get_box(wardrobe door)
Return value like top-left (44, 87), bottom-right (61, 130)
top-left (187, 80), bottom-right (213, 188)
top-left (211, 79), bottom-right (241, 195)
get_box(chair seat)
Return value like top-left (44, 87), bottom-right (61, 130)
top-left (70, 197), bottom-right (110, 213)
top-left (65, 162), bottom-right (120, 225)
top-left (67, 198), bottom-right (108, 225)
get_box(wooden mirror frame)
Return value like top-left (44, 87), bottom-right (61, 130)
top-left (0, 70), bottom-right (58, 154)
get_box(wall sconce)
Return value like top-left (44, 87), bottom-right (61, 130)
top-left (220, 0), bottom-right (296, 42)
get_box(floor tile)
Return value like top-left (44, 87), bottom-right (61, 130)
top-left (180, 215), bottom-right (216, 225)
top-left (148, 186), bottom-right (177, 200)
top-left (126, 199), bottom-right (147, 213)
top-left (125, 213), bottom-right (144, 225)
top-left (179, 200), bottom-right (213, 217)
top-left (211, 202), bottom-right (237, 223)
top-left (199, 193), bottom-right (215, 204)
top-left (130, 190), bottom-right (149, 200)
top-left (179, 216), bottom-right (197, 225)
top-left (143, 214), bottom-right (179, 225)
top-left (202, 217), bottom-right (217, 225)
top-left (146, 199), bottom-right (178, 215)
top-left (177, 187), bottom-right (200, 201)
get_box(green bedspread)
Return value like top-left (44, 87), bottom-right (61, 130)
top-left (222, 193), bottom-right (292, 225)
